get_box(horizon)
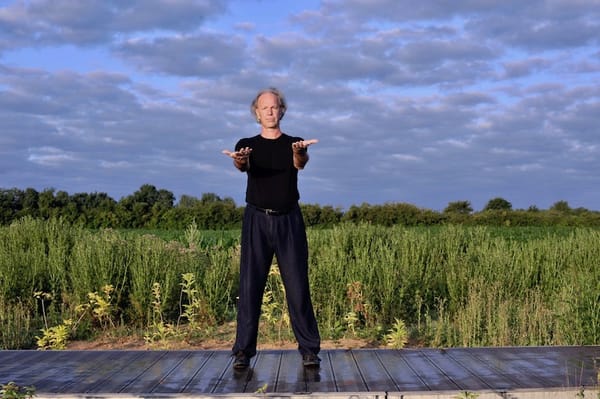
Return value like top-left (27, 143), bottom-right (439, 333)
top-left (1, 183), bottom-right (592, 213)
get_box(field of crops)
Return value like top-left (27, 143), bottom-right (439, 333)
top-left (1, 217), bottom-right (598, 349)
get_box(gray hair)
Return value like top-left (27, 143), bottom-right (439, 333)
top-left (250, 87), bottom-right (287, 122)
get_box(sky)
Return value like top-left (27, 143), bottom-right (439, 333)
top-left (1, 0), bottom-right (599, 212)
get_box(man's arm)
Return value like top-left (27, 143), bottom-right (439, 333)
top-left (222, 147), bottom-right (252, 172)
top-left (292, 139), bottom-right (318, 170)
top-left (293, 147), bottom-right (309, 170)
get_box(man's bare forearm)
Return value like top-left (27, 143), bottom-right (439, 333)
top-left (222, 147), bottom-right (252, 172)
top-left (293, 149), bottom-right (309, 170)
top-left (291, 139), bottom-right (317, 170)
top-left (234, 158), bottom-right (250, 171)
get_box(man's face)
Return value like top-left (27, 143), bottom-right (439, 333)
top-left (255, 92), bottom-right (281, 128)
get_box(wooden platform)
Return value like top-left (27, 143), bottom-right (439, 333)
top-left (0, 346), bottom-right (598, 398)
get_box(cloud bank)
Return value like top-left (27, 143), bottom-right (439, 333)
top-left (1, 0), bottom-right (599, 210)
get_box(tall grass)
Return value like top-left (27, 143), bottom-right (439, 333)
top-left (307, 223), bottom-right (600, 346)
top-left (1, 218), bottom-right (598, 349)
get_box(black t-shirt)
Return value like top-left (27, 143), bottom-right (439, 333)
top-left (235, 133), bottom-right (303, 211)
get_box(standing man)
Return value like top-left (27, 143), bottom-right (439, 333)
top-left (222, 87), bottom-right (321, 370)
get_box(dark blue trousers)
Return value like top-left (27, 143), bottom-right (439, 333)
top-left (232, 204), bottom-right (321, 358)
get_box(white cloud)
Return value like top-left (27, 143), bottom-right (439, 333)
top-left (27, 147), bottom-right (77, 166)
top-left (391, 154), bottom-right (423, 162)
top-left (99, 160), bottom-right (132, 169)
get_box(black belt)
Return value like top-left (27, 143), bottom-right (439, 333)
top-left (247, 203), bottom-right (296, 215)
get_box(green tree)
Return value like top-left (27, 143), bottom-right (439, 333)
top-left (550, 200), bottom-right (571, 213)
top-left (301, 204), bottom-right (343, 227)
top-left (38, 188), bottom-right (58, 219)
top-left (200, 192), bottom-right (222, 204)
top-left (444, 201), bottom-right (473, 214)
top-left (118, 184), bottom-right (174, 228)
top-left (178, 194), bottom-right (201, 208)
top-left (19, 188), bottom-right (39, 218)
top-left (483, 197), bottom-right (512, 211)
top-left (0, 188), bottom-right (23, 224)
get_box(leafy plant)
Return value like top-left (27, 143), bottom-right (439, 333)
top-left (179, 272), bottom-right (214, 331)
top-left (143, 283), bottom-right (182, 347)
top-left (384, 318), bottom-right (409, 349)
top-left (1, 382), bottom-right (35, 399)
top-left (454, 392), bottom-right (479, 399)
top-left (36, 320), bottom-right (71, 350)
top-left (254, 383), bottom-right (268, 394)
top-left (75, 285), bottom-right (116, 330)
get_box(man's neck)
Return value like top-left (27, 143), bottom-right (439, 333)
top-left (260, 127), bottom-right (282, 139)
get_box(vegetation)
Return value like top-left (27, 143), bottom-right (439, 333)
top-left (0, 382), bottom-right (35, 399)
top-left (1, 217), bottom-right (598, 350)
top-left (2, 185), bottom-right (600, 229)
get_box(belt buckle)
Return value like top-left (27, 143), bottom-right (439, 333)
top-left (265, 208), bottom-right (276, 215)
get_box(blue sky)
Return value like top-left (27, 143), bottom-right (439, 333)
top-left (1, 0), bottom-right (599, 211)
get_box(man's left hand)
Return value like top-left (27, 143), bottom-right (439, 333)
top-left (292, 139), bottom-right (319, 152)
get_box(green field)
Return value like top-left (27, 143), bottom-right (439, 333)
top-left (1, 217), bottom-right (598, 349)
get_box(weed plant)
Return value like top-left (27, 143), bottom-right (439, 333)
top-left (1, 217), bottom-right (599, 349)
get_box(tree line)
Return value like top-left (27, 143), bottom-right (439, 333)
top-left (1, 184), bottom-right (599, 229)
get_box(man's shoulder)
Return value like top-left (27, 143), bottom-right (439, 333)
top-left (242, 134), bottom-right (261, 142)
top-left (281, 133), bottom-right (303, 143)
top-left (235, 135), bottom-right (261, 148)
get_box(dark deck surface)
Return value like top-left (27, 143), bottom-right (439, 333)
top-left (0, 346), bottom-right (598, 398)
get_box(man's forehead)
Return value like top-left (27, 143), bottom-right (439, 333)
top-left (257, 92), bottom-right (279, 105)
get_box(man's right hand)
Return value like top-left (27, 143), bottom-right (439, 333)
top-left (222, 147), bottom-right (252, 171)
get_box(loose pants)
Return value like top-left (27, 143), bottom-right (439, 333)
top-left (232, 204), bottom-right (321, 358)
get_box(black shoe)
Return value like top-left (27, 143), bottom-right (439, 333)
top-left (302, 353), bottom-right (321, 368)
top-left (233, 351), bottom-right (250, 370)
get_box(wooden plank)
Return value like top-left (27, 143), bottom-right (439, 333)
top-left (182, 351), bottom-right (232, 393)
top-left (445, 348), bottom-right (524, 390)
top-left (382, 349), bottom-right (461, 391)
top-left (210, 351), bottom-right (256, 394)
top-left (274, 350), bottom-right (306, 393)
top-left (470, 347), bottom-right (557, 388)
top-left (375, 350), bottom-right (430, 391)
top-left (523, 346), bottom-right (599, 387)
top-left (118, 350), bottom-right (191, 393)
top-left (328, 349), bottom-right (368, 392)
top-left (32, 350), bottom-right (112, 393)
top-left (306, 350), bottom-right (336, 393)
top-left (244, 350), bottom-right (281, 393)
top-left (0, 351), bottom-right (47, 374)
top-left (525, 346), bottom-right (599, 387)
top-left (553, 346), bottom-right (600, 387)
top-left (479, 348), bottom-right (556, 388)
top-left (0, 351), bottom-right (49, 385)
top-left (523, 347), bottom-right (585, 386)
top-left (82, 350), bottom-right (165, 393)
top-left (58, 351), bottom-right (143, 393)
top-left (352, 349), bottom-right (399, 392)
top-left (0, 351), bottom-right (75, 389)
top-left (421, 349), bottom-right (491, 391)
top-left (150, 351), bottom-right (212, 393)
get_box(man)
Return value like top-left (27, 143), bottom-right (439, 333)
top-left (222, 87), bottom-right (321, 370)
